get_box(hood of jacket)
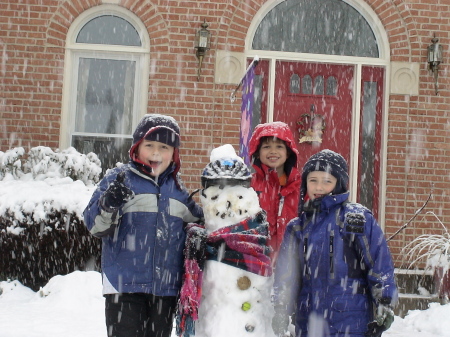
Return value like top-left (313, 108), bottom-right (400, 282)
top-left (248, 122), bottom-right (299, 175)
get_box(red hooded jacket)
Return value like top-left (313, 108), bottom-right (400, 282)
top-left (248, 122), bottom-right (301, 264)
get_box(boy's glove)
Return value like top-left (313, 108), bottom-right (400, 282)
top-left (366, 304), bottom-right (394, 337)
top-left (272, 306), bottom-right (290, 337)
top-left (100, 172), bottom-right (134, 212)
top-left (186, 227), bottom-right (207, 270)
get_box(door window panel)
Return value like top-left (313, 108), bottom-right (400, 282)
top-left (302, 75), bottom-right (312, 94)
top-left (358, 66), bottom-right (384, 218)
top-left (314, 75), bottom-right (324, 95)
top-left (360, 81), bottom-right (377, 209)
top-left (326, 76), bottom-right (337, 96)
top-left (290, 74), bottom-right (300, 94)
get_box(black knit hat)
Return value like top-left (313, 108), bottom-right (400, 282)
top-left (301, 149), bottom-right (349, 198)
top-left (131, 114), bottom-right (180, 148)
top-left (129, 114), bottom-right (180, 160)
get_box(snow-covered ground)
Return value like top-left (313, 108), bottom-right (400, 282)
top-left (1, 147), bottom-right (449, 337)
top-left (0, 271), bottom-right (448, 337)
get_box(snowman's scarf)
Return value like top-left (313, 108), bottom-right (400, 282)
top-left (176, 211), bottom-right (272, 337)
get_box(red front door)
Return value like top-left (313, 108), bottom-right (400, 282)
top-left (273, 61), bottom-right (354, 173)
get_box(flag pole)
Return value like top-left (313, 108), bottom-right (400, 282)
top-left (230, 56), bottom-right (260, 102)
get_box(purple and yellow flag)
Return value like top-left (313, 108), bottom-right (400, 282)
top-left (239, 63), bottom-right (255, 167)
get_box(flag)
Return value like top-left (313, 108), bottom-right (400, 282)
top-left (239, 63), bottom-right (255, 167)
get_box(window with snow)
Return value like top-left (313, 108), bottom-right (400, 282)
top-left (63, 7), bottom-right (150, 172)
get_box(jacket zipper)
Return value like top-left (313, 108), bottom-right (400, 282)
top-left (152, 191), bottom-right (161, 293)
top-left (329, 230), bottom-right (335, 279)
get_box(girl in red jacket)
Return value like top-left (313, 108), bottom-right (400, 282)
top-left (248, 122), bottom-right (300, 265)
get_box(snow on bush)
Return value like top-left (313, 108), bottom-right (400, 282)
top-left (0, 146), bottom-right (101, 184)
top-left (0, 146), bottom-right (102, 290)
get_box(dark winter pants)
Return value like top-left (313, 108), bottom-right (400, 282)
top-left (105, 293), bottom-right (177, 337)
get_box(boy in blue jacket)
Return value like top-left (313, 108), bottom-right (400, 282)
top-left (272, 149), bottom-right (397, 337)
top-left (83, 114), bottom-right (203, 337)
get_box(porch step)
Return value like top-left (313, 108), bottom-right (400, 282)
top-left (394, 268), bottom-right (441, 318)
top-left (395, 268), bottom-right (435, 295)
top-left (395, 293), bottom-right (440, 318)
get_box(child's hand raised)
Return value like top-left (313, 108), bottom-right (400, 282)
top-left (100, 171), bottom-right (135, 212)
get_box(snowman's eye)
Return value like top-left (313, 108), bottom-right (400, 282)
top-left (211, 195), bottom-right (218, 200)
top-left (238, 195), bottom-right (243, 199)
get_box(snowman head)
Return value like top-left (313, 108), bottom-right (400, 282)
top-left (200, 185), bottom-right (261, 232)
top-left (200, 144), bottom-right (261, 232)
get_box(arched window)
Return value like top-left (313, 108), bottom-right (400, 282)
top-left (252, 0), bottom-right (378, 57)
top-left (62, 6), bottom-right (149, 172)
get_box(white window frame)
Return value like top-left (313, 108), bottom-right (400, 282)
top-left (60, 4), bottom-right (150, 150)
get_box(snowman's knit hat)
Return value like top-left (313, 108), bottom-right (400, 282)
top-left (201, 157), bottom-right (251, 189)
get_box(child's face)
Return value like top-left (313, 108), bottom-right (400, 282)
top-left (137, 139), bottom-right (174, 177)
top-left (258, 138), bottom-right (288, 174)
top-left (306, 171), bottom-right (337, 200)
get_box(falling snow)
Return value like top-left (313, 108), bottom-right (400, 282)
top-left (0, 146), bottom-right (449, 337)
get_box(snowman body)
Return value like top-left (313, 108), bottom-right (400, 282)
top-left (194, 184), bottom-right (276, 337)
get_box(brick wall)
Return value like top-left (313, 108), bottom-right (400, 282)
top-left (1, 0), bottom-right (450, 266)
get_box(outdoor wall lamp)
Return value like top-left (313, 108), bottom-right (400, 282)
top-left (195, 19), bottom-right (211, 81)
top-left (427, 34), bottom-right (443, 95)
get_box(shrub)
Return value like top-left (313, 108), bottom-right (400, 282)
top-left (0, 146), bottom-right (102, 291)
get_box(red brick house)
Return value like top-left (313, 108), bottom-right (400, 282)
top-left (1, 0), bottom-right (449, 272)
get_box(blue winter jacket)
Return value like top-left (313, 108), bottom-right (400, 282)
top-left (273, 192), bottom-right (397, 337)
top-left (83, 162), bottom-right (203, 296)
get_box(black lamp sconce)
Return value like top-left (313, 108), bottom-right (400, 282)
top-left (427, 34), bottom-right (443, 95)
top-left (194, 19), bottom-right (211, 81)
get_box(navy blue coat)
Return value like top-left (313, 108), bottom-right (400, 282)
top-left (83, 162), bottom-right (203, 296)
top-left (274, 192), bottom-right (397, 337)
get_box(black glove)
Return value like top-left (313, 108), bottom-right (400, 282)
top-left (366, 304), bottom-right (394, 337)
top-left (100, 171), bottom-right (134, 212)
top-left (366, 321), bottom-right (386, 337)
top-left (186, 227), bottom-right (207, 270)
top-left (272, 306), bottom-right (290, 337)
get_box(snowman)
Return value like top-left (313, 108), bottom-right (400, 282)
top-left (177, 144), bottom-right (276, 337)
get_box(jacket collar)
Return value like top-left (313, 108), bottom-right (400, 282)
top-left (304, 191), bottom-right (350, 214)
